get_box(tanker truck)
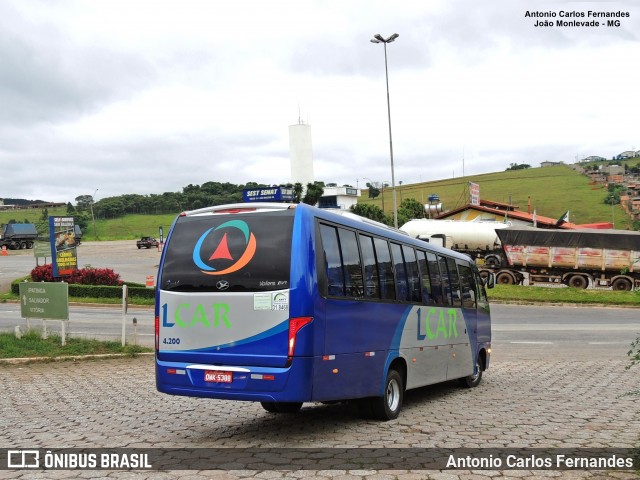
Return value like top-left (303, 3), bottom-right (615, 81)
top-left (400, 219), bottom-right (508, 266)
top-left (492, 226), bottom-right (640, 291)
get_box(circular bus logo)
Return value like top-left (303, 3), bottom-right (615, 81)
top-left (192, 220), bottom-right (257, 276)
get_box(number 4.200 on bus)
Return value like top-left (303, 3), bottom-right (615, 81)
top-left (155, 202), bottom-right (493, 420)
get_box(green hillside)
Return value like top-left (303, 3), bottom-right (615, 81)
top-left (0, 208), bottom-right (179, 242)
top-left (78, 213), bottom-right (178, 241)
top-left (359, 165), bottom-right (631, 228)
top-left (0, 164), bottom-right (634, 238)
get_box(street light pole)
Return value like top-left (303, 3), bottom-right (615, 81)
top-left (371, 33), bottom-right (399, 228)
top-left (91, 188), bottom-right (99, 238)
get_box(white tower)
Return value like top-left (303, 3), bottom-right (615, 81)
top-left (289, 119), bottom-right (314, 188)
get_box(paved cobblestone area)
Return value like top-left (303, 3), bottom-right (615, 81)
top-left (0, 354), bottom-right (638, 479)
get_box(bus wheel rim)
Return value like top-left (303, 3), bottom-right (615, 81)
top-left (387, 378), bottom-right (400, 411)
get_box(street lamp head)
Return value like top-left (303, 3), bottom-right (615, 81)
top-left (372, 33), bottom-right (399, 43)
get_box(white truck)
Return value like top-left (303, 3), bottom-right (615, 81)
top-left (400, 219), bottom-right (508, 266)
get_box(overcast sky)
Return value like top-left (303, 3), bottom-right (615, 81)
top-left (2, 0), bottom-right (639, 204)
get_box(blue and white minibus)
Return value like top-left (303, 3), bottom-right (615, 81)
top-left (155, 202), bottom-right (493, 420)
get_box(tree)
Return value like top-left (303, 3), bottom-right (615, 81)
top-left (505, 163), bottom-right (531, 171)
top-left (302, 182), bottom-right (324, 206)
top-left (75, 195), bottom-right (94, 211)
top-left (73, 212), bottom-right (90, 231)
top-left (350, 203), bottom-right (392, 226)
top-left (604, 184), bottom-right (626, 205)
top-left (397, 198), bottom-right (425, 226)
top-left (366, 183), bottom-right (381, 199)
top-left (292, 183), bottom-right (304, 203)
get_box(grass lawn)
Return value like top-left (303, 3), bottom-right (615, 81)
top-left (488, 284), bottom-right (640, 307)
top-left (0, 330), bottom-right (151, 359)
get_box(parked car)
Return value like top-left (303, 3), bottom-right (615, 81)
top-left (136, 237), bottom-right (159, 249)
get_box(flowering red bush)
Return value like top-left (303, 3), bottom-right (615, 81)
top-left (30, 264), bottom-right (123, 286)
top-left (30, 264), bottom-right (55, 282)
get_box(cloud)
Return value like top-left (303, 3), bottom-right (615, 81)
top-left (1, 0), bottom-right (639, 203)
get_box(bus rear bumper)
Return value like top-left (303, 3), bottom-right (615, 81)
top-left (155, 357), bottom-right (312, 403)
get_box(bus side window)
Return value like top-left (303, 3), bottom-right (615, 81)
top-left (426, 251), bottom-right (443, 305)
top-left (373, 237), bottom-right (396, 301)
top-left (319, 224), bottom-right (345, 296)
top-left (446, 257), bottom-right (462, 308)
top-left (417, 251), bottom-right (435, 305)
top-left (457, 263), bottom-right (477, 309)
top-left (337, 228), bottom-right (364, 298)
top-left (359, 234), bottom-right (380, 299)
top-left (473, 268), bottom-right (489, 304)
top-left (437, 255), bottom-right (452, 306)
top-left (402, 245), bottom-right (422, 303)
top-left (390, 243), bottom-right (409, 301)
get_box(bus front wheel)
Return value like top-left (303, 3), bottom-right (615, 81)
top-left (260, 401), bottom-right (303, 414)
top-left (370, 369), bottom-right (404, 421)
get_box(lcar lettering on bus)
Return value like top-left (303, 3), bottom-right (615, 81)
top-left (161, 303), bottom-right (231, 328)
top-left (416, 307), bottom-right (459, 340)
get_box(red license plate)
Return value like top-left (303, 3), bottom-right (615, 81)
top-left (204, 370), bottom-right (233, 383)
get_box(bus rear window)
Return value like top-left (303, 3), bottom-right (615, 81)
top-left (161, 211), bottom-right (294, 292)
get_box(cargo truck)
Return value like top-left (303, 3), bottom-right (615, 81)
top-left (491, 227), bottom-right (640, 291)
top-left (0, 223), bottom-right (38, 250)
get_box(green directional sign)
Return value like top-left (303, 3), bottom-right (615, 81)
top-left (33, 241), bottom-right (51, 259)
top-left (19, 282), bottom-right (69, 320)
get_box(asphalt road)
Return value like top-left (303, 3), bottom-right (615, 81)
top-left (0, 303), bottom-right (636, 358)
top-left (0, 240), bottom-right (162, 292)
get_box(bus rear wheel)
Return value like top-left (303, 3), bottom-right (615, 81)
top-left (260, 401), bottom-right (303, 414)
top-left (459, 358), bottom-right (483, 388)
top-left (370, 369), bottom-right (404, 421)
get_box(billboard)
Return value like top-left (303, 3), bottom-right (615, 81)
top-left (469, 182), bottom-right (480, 206)
top-left (49, 216), bottom-right (78, 277)
top-left (243, 187), bottom-right (294, 202)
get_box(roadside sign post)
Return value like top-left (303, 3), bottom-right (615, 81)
top-left (122, 284), bottom-right (128, 346)
top-left (33, 241), bottom-right (51, 266)
top-left (19, 282), bottom-right (69, 346)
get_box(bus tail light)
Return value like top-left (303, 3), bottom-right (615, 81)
top-left (288, 316), bottom-right (313, 358)
top-left (155, 315), bottom-right (159, 351)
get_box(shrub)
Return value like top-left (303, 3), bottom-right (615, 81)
top-left (29, 264), bottom-right (123, 286)
top-left (30, 264), bottom-right (55, 282)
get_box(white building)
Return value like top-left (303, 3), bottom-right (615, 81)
top-left (318, 185), bottom-right (360, 210)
